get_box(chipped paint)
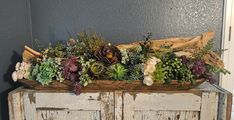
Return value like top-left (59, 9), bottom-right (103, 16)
top-left (127, 92), bottom-right (138, 101)
top-left (28, 92), bottom-right (35, 104)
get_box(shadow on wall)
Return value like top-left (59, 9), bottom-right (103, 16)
top-left (2, 51), bottom-right (21, 120)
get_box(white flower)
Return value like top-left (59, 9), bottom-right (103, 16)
top-left (17, 71), bottom-right (24, 79)
top-left (15, 62), bottom-right (20, 71)
top-left (24, 62), bottom-right (31, 69)
top-left (12, 71), bottom-right (18, 82)
top-left (23, 71), bottom-right (30, 79)
top-left (144, 57), bottom-right (160, 76)
top-left (143, 75), bottom-right (154, 86)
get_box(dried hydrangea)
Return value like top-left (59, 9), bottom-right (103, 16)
top-left (143, 57), bottom-right (161, 86)
top-left (12, 62), bottom-right (31, 82)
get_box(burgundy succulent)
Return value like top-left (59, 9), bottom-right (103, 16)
top-left (94, 44), bottom-right (121, 65)
top-left (62, 56), bottom-right (80, 81)
top-left (180, 55), bottom-right (189, 64)
top-left (191, 60), bottom-right (206, 78)
top-left (73, 82), bottom-right (82, 95)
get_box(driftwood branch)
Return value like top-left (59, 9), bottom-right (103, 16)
top-left (117, 31), bottom-right (224, 68)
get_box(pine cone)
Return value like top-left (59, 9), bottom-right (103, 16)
top-left (94, 44), bottom-right (121, 65)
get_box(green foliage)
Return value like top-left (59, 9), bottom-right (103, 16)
top-left (127, 64), bottom-right (144, 80)
top-left (75, 32), bottom-right (106, 55)
top-left (206, 64), bottom-right (230, 75)
top-left (194, 40), bottom-right (213, 59)
top-left (29, 58), bottom-right (59, 85)
top-left (140, 33), bottom-right (152, 53)
top-left (107, 63), bottom-right (127, 80)
top-left (160, 55), bottom-right (194, 84)
top-left (78, 56), bottom-right (95, 86)
top-left (152, 62), bottom-right (166, 83)
top-left (43, 42), bottom-right (66, 58)
top-left (128, 46), bottom-right (146, 64)
top-left (154, 45), bottom-right (173, 60)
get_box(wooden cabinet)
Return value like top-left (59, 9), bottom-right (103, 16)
top-left (8, 82), bottom-right (232, 120)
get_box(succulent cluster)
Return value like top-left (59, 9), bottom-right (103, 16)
top-left (12, 31), bottom-right (230, 95)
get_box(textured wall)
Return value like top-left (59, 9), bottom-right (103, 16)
top-left (30, 0), bottom-right (223, 49)
top-left (0, 0), bottom-right (32, 119)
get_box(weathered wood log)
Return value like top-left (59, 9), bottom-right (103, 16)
top-left (23, 45), bottom-right (42, 62)
top-left (18, 79), bottom-right (205, 91)
top-left (203, 51), bottom-right (224, 68)
top-left (117, 31), bottom-right (214, 52)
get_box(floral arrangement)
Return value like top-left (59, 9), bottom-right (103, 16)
top-left (12, 31), bottom-right (229, 94)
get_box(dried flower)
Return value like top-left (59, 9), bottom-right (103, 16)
top-left (94, 44), bottom-right (121, 65)
top-left (143, 76), bottom-right (154, 86)
top-left (12, 62), bottom-right (31, 82)
top-left (143, 57), bottom-right (160, 86)
top-left (144, 57), bottom-right (161, 76)
top-left (12, 71), bottom-right (18, 82)
top-left (67, 38), bottom-right (77, 46)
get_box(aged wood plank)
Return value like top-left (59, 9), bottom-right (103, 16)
top-left (37, 110), bottom-right (100, 120)
top-left (100, 92), bottom-right (115, 120)
top-left (213, 84), bottom-right (232, 120)
top-left (36, 92), bottom-right (101, 110)
top-left (115, 91), bottom-right (123, 120)
top-left (124, 92), bottom-right (201, 111)
top-left (123, 92), bottom-right (201, 119)
top-left (134, 111), bottom-right (199, 120)
top-left (23, 90), bottom-right (37, 120)
top-left (8, 89), bottom-right (24, 120)
top-left (200, 92), bottom-right (219, 120)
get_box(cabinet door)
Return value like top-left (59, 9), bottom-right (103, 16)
top-left (8, 89), bottom-right (114, 120)
top-left (123, 92), bottom-right (202, 120)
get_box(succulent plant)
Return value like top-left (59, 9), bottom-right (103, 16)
top-left (94, 44), bottom-right (122, 65)
top-left (30, 58), bottom-right (59, 85)
top-left (106, 63), bottom-right (127, 80)
top-left (90, 62), bottom-right (105, 76)
top-left (62, 56), bottom-right (80, 82)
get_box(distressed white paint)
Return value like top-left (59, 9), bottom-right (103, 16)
top-left (134, 111), bottom-right (199, 120)
top-left (36, 92), bottom-right (101, 110)
top-left (23, 91), bottom-right (36, 120)
top-left (9, 90), bottom-right (114, 120)
top-left (8, 83), bottom-right (231, 120)
top-left (37, 110), bottom-right (100, 120)
top-left (115, 91), bottom-right (123, 120)
top-left (10, 91), bottom-right (24, 120)
top-left (200, 92), bottom-right (219, 120)
top-left (123, 92), bottom-right (201, 120)
top-left (100, 92), bottom-right (115, 120)
top-left (124, 93), bottom-right (201, 111)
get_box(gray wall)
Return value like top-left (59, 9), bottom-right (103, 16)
top-left (0, 0), bottom-right (32, 119)
top-left (30, 0), bottom-right (224, 49)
